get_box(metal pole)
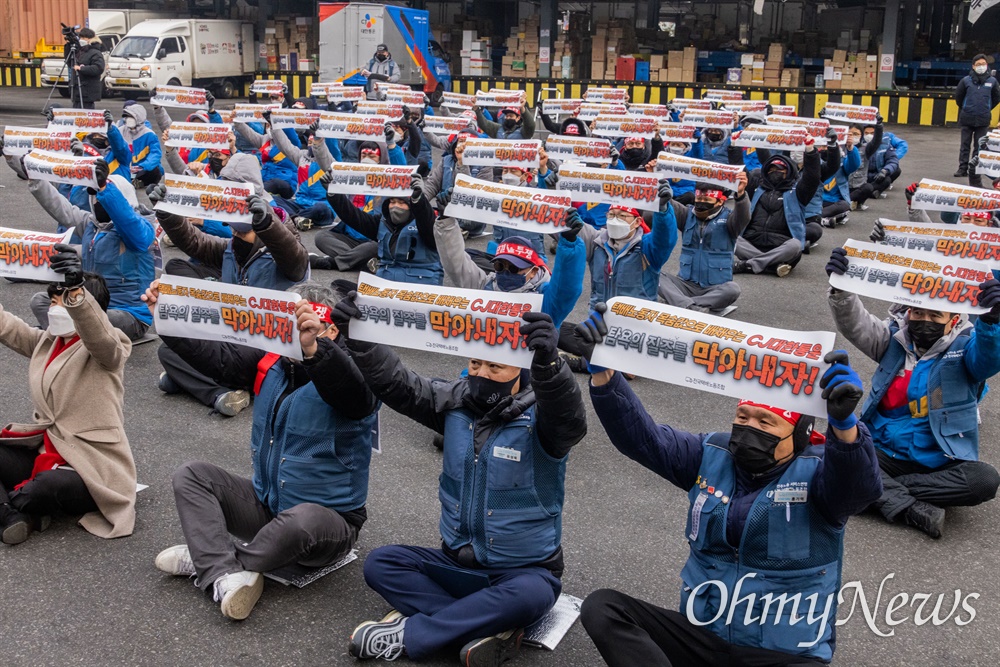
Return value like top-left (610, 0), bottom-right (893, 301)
top-left (878, 0), bottom-right (900, 90)
top-left (540, 0), bottom-right (557, 79)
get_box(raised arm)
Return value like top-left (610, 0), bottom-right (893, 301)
top-left (433, 215), bottom-right (488, 289)
top-left (64, 287), bottom-right (131, 372)
top-left (0, 302), bottom-right (45, 358)
top-left (827, 288), bottom-right (892, 362)
top-left (254, 210), bottom-right (309, 283)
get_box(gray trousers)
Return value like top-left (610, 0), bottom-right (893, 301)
top-left (658, 273), bottom-right (740, 311)
top-left (30, 291), bottom-right (149, 341)
top-left (314, 229), bottom-right (378, 272)
top-left (734, 238), bottom-right (802, 274)
top-left (171, 461), bottom-right (358, 592)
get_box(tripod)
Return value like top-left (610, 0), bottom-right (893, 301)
top-left (42, 39), bottom-right (84, 112)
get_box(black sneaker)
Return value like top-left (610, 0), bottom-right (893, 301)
top-left (954, 168), bottom-right (968, 177)
top-left (349, 611), bottom-right (406, 660)
top-left (0, 502), bottom-right (31, 545)
top-left (459, 629), bottom-right (524, 667)
top-left (732, 259), bottom-right (751, 274)
top-left (308, 253), bottom-right (333, 270)
top-left (904, 501), bottom-right (945, 539)
top-left (432, 433), bottom-right (444, 450)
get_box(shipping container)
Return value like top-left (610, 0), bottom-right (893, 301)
top-left (0, 0), bottom-right (88, 58)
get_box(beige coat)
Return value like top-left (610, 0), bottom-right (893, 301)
top-left (0, 290), bottom-right (136, 538)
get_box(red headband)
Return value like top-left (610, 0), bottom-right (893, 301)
top-left (737, 399), bottom-right (801, 425)
top-left (964, 211), bottom-right (991, 219)
top-left (696, 188), bottom-right (727, 201)
top-left (609, 205), bottom-right (643, 220)
top-left (495, 241), bottom-right (545, 267)
top-left (309, 302), bottom-right (333, 324)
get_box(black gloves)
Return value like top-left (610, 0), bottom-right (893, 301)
top-left (820, 350), bottom-right (863, 430)
top-left (560, 208), bottom-right (584, 242)
top-left (978, 135), bottom-right (989, 151)
top-left (817, 107), bottom-right (827, 119)
top-left (905, 181), bottom-right (918, 204)
top-left (399, 106), bottom-right (411, 128)
top-left (875, 112), bottom-right (884, 124)
top-left (261, 108), bottom-right (273, 124)
top-left (70, 138), bottom-right (85, 157)
top-left (103, 110), bottom-right (114, 130)
top-left (0, 136), bottom-right (4, 157)
top-left (384, 123), bottom-right (396, 145)
top-left (825, 247), bottom-right (849, 276)
top-left (609, 144), bottom-right (620, 167)
top-left (42, 108), bottom-right (55, 123)
top-left (50, 243), bottom-right (84, 289)
top-left (93, 158), bottom-right (109, 190)
top-left (870, 220), bottom-right (886, 243)
top-left (149, 182), bottom-right (167, 205)
top-left (574, 303), bottom-right (609, 361)
top-left (873, 169), bottom-right (890, 189)
top-left (978, 278), bottom-right (1000, 324)
top-left (205, 90), bottom-right (216, 112)
top-left (521, 311), bottom-right (559, 366)
top-left (825, 127), bottom-right (839, 145)
top-left (658, 178), bottom-right (673, 211)
top-left (544, 170), bottom-right (559, 188)
top-left (248, 194), bottom-right (271, 232)
top-left (331, 290), bottom-right (361, 338)
top-left (410, 174), bottom-right (424, 203)
top-left (319, 171), bottom-right (333, 188)
top-left (437, 187), bottom-right (453, 209)
top-left (309, 119), bottom-right (320, 134)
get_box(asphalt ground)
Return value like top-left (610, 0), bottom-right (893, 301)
top-left (0, 87), bottom-right (997, 667)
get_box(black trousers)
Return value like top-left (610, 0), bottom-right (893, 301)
top-left (581, 589), bottom-right (826, 667)
top-left (164, 258), bottom-right (223, 281)
top-left (314, 228), bottom-right (378, 271)
top-left (959, 125), bottom-right (989, 171)
top-left (136, 166), bottom-right (164, 188)
top-left (264, 178), bottom-right (295, 199)
top-left (0, 446), bottom-right (97, 516)
top-left (872, 448), bottom-right (1000, 521)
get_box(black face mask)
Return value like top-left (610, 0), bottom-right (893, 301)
top-left (494, 270), bottom-right (527, 291)
top-left (502, 118), bottom-right (518, 131)
top-left (766, 169), bottom-right (787, 186)
top-left (231, 236), bottom-right (254, 265)
top-left (93, 201), bottom-right (111, 224)
top-left (208, 156), bottom-right (225, 176)
top-left (909, 318), bottom-right (947, 351)
top-left (622, 147), bottom-right (646, 166)
top-left (729, 424), bottom-right (786, 475)
top-left (468, 375), bottom-right (518, 411)
top-left (89, 137), bottom-right (109, 151)
top-left (705, 131), bottom-right (724, 143)
top-left (376, 53), bottom-right (388, 62)
top-left (693, 202), bottom-right (721, 219)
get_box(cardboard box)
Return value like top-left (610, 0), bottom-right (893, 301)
top-left (667, 68), bottom-right (682, 82)
top-left (668, 50), bottom-right (683, 69)
top-left (650, 55), bottom-right (665, 69)
top-left (592, 62), bottom-right (605, 79)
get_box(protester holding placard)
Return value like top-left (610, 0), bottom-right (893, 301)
top-left (18, 162), bottom-right (155, 342)
top-left (0, 248), bottom-right (136, 544)
top-left (332, 290), bottom-right (587, 665)
top-left (734, 140), bottom-right (821, 277)
top-left (735, 112), bottom-right (767, 171)
top-left (152, 91), bottom-right (224, 174)
top-left (657, 175), bottom-right (750, 314)
top-left (147, 281), bottom-right (378, 620)
top-left (44, 107), bottom-right (132, 183)
top-left (487, 151), bottom-right (560, 257)
top-left (263, 119), bottom-right (336, 231)
top-left (574, 308), bottom-right (881, 666)
top-left (617, 135), bottom-right (658, 171)
top-left (699, 126), bottom-right (732, 165)
top-left (659, 133), bottom-right (704, 206)
top-left (843, 120), bottom-right (887, 211)
top-left (826, 250), bottom-right (1000, 538)
top-left (475, 103), bottom-right (535, 141)
top-left (420, 130), bottom-right (496, 236)
top-left (117, 103), bottom-right (163, 189)
top-left (150, 187), bottom-right (308, 415)
top-left (819, 133), bottom-right (861, 227)
top-left (434, 208), bottom-right (586, 329)
top-left (325, 172), bottom-right (443, 285)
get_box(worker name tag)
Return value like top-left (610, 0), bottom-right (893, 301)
top-left (773, 488), bottom-right (808, 503)
top-left (689, 494), bottom-right (709, 540)
top-left (493, 447), bottom-right (521, 462)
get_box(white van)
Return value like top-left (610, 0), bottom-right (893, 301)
top-left (106, 19), bottom-right (255, 100)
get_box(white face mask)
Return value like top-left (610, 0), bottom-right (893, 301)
top-left (47, 306), bottom-right (76, 337)
top-left (974, 65), bottom-right (988, 75)
top-left (360, 156), bottom-right (379, 165)
top-left (125, 117), bottom-right (137, 129)
top-left (790, 150), bottom-right (804, 164)
top-left (501, 173), bottom-right (523, 186)
top-left (605, 218), bottom-right (633, 240)
top-left (668, 144), bottom-right (688, 155)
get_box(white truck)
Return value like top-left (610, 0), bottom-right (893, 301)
top-left (40, 9), bottom-right (174, 98)
top-left (106, 19), bottom-right (255, 100)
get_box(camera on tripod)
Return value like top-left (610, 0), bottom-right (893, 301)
top-left (62, 23), bottom-right (81, 46)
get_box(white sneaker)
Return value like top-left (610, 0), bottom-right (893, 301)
top-left (212, 571), bottom-right (263, 621)
top-left (155, 544), bottom-right (195, 576)
top-left (213, 389), bottom-right (250, 417)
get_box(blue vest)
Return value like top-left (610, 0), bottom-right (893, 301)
top-left (822, 168), bottom-right (851, 203)
top-left (441, 155), bottom-right (456, 194)
top-left (82, 223), bottom-right (155, 320)
top-left (861, 326), bottom-right (981, 461)
top-left (439, 405), bottom-right (567, 568)
top-left (296, 161), bottom-right (330, 208)
top-left (377, 220), bottom-right (444, 285)
top-left (251, 360), bottom-right (376, 515)
top-left (804, 189), bottom-right (823, 220)
top-left (682, 434), bottom-right (843, 662)
top-left (221, 245), bottom-right (298, 290)
top-left (751, 188), bottom-right (807, 249)
top-left (590, 239), bottom-right (655, 304)
top-left (260, 142), bottom-right (298, 186)
top-left (679, 208), bottom-right (735, 287)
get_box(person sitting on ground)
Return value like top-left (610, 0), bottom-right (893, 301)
top-left (475, 102), bottom-right (535, 140)
top-left (819, 130), bottom-right (861, 227)
top-left (574, 305), bottom-right (881, 666)
top-left (146, 281), bottom-right (379, 620)
top-left (733, 135), bottom-right (820, 278)
top-left (826, 249), bottom-right (1000, 538)
top-left (845, 120), bottom-right (885, 212)
top-left (657, 175), bottom-right (749, 314)
top-left (0, 247), bottom-right (136, 545)
top-left (149, 187), bottom-right (308, 416)
top-left (332, 295), bottom-right (586, 666)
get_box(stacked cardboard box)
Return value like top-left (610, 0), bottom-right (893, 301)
top-left (823, 50), bottom-right (878, 90)
top-left (590, 20), bottom-right (636, 80)
top-left (262, 17), bottom-right (316, 71)
top-left (434, 15), bottom-right (492, 68)
top-left (651, 47), bottom-right (696, 83)
top-left (501, 17), bottom-right (540, 78)
top-left (738, 53), bottom-right (764, 85)
top-left (763, 43), bottom-right (784, 87)
top-left (462, 30), bottom-right (491, 77)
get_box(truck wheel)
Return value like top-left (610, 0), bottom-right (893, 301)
top-left (57, 88), bottom-right (71, 99)
top-left (168, 78), bottom-right (182, 87)
top-left (216, 79), bottom-right (236, 99)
